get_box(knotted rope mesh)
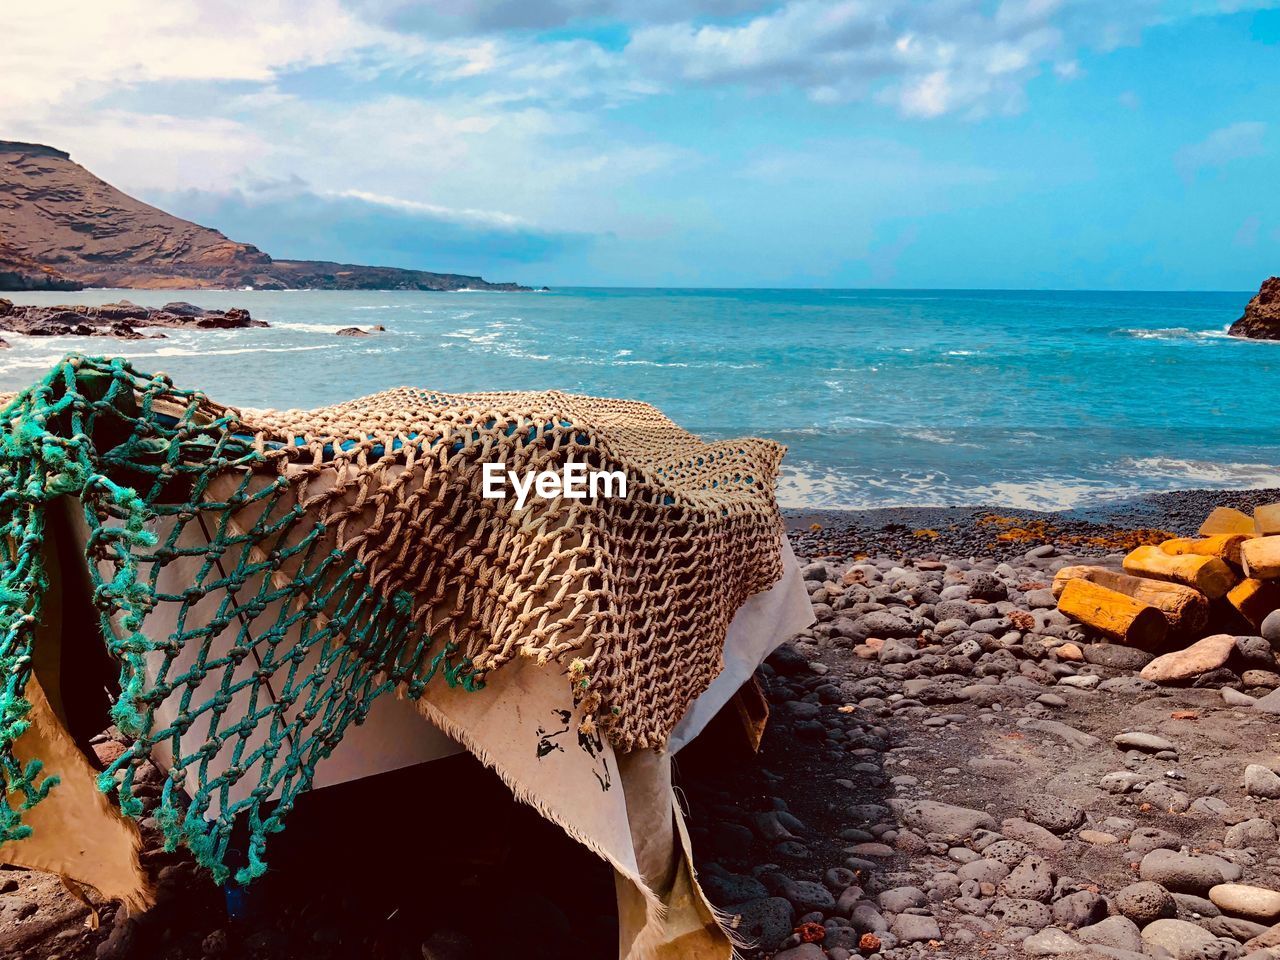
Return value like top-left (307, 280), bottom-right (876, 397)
top-left (0, 355), bottom-right (783, 883)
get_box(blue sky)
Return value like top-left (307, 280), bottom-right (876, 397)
top-left (4, 1), bottom-right (1279, 288)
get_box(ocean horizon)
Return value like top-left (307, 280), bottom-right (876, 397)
top-left (3, 285), bottom-right (1278, 511)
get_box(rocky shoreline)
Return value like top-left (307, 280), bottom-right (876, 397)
top-left (0, 299), bottom-right (264, 344)
top-left (683, 488), bottom-right (1280, 960)
top-left (785, 488), bottom-right (1280, 562)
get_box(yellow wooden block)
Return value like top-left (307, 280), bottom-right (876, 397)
top-left (1052, 565), bottom-right (1208, 635)
top-left (1123, 545), bottom-right (1238, 599)
top-left (1160, 534), bottom-right (1251, 567)
top-left (1242, 536), bottom-right (1280, 580)
top-left (1228, 578), bottom-right (1280, 629)
top-left (1256, 503), bottom-right (1280, 537)
top-left (1199, 506), bottom-right (1257, 537)
top-left (1056, 579), bottom-right (1168, 651)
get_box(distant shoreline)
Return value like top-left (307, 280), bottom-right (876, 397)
top-left (785, 486), bottom-right (1280, 560)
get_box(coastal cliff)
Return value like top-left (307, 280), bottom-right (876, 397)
top-left (0, 240), bottom-right (83, 291)
top-left (1229, 277), bottom-right (1280, 340)
top-left (0, 140), bottom-right (530, 292)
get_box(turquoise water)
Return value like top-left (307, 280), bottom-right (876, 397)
top-left (2, 287), bottom-right (1278, 509)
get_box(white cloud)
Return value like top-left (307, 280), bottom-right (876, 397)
top-left (353, 0), bottom-right (777, 34)
top-left (0, 0), bottom-right (399, 121)
top-left (621, 0), bottom-right (1280, 118)
top-left (11, 111), bottom-right (267, 193)
top-left (332, 189), bottom-right (528, 228)
top-left (170, 94), bottom-right (688, 232)
top-left (626, 0), bottom-right (1071, 116)
top-left (1175, 121), bottom-right (1269, 180)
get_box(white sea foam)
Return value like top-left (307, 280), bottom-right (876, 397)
top-left (828, 414), bottom-right (897, 427)
top-left (271, 322), bottom-right (374, 335)
top-left (0, 342), bottom-right (336, 374)
top-left (150, 345), bottom-right (338, 358)
top-left (775, 453), bottom-right (1280, 511)
top-left (1122, 457), bottom-right (1280, 488)
top-left (776, 463), bottom-right (954, 509)
top-left (776, 461), bottom-right (1140, 511)
top-left (962, 478), bottom-right (1139, 511)
top-left (612, 359), bottom-right (690, 367)
top-left (1119, 327), bottom-right (1236, 342)
top-left (902, 428), bottom-right (979, 447)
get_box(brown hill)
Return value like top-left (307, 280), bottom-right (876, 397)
top-left (0, 141), bottom-right (529, 292)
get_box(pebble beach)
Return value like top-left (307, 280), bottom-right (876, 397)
top-left (682, 485), bottom-right (1280, 960)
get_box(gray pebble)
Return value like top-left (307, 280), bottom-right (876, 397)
top-left (890, 914), bottom-right (941, 943)
top-left (1245, 764), bottom-right (1280, 799)
top-left (1023, 796), bottom-right (1085, 835)
top-left (999, 855), bottom-right (1055, 903)
top-left (1114, 881), bottom-right (1177, 925)
top-left (1139, 849), bottom-right (1241, 894)
top-left (1078, 915), bottom-right (1144, 952)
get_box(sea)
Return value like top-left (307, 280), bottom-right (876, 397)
top-left (2, 287), bottom-right (1278, 511)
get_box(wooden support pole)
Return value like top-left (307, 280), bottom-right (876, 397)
top-left (1160, 534), bottom-right (1252, 567)
top-left (1056, 579), bottom-right (1168, 651)
top-left (1052, 565), bottom-right (1208, 635)
top-left (1122, 545), bottom-right (1238, 599)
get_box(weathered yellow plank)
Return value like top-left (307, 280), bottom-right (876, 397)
top-left (1160, 534), bottom-right (1252, 567)
top-left (1052, 565), bottom-right (1208, 634)
top-left (1123, 545), bottom-right (1238, 599)
top-left (1057, 579), bottom-right (1168, 651)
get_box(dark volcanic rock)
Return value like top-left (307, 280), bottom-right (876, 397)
top-left (0, 300), bottom-right (264, 340)
top-left (336, 326), bottom-right (372, 337)
top-left (1230, 277), bottom-right (1280, 341)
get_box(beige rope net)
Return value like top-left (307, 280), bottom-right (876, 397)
top-left (242, 383), bottom-right (785, 749)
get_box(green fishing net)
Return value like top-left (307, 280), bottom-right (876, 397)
top-left (0, 356), bottom-right (481, 885)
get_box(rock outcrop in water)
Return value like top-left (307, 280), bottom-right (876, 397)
top-left (1229, 277), bottom-right (1280, 341)
top-left (0, 299), bottom-right (264, 340)
top-left (0, 140), bottom-right (532, 292)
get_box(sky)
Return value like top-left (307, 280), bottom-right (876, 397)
top-left (3, 1), bottom-right (1279, 289)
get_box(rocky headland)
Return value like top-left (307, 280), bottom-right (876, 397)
top-left (1230, 278), bottom-right (1280, 341)
top-left (0, 299), bottom-right (263, 344)
top-left (0, 141), bottom-right (532, 292)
